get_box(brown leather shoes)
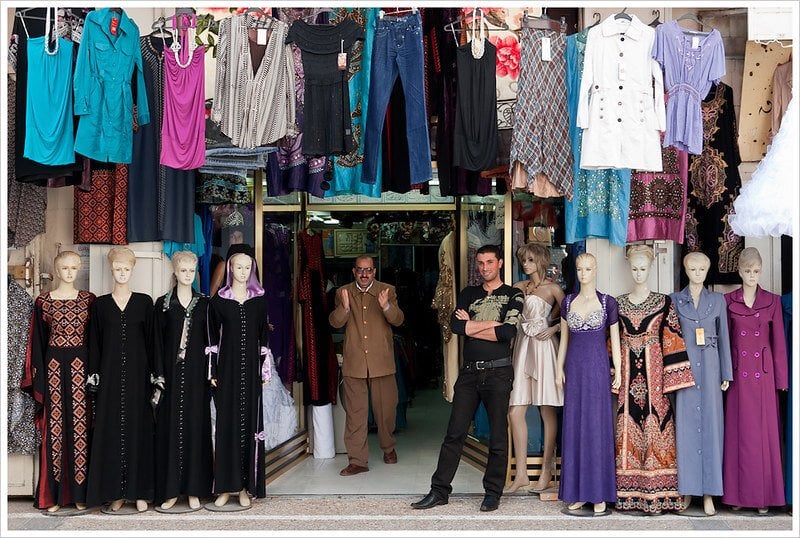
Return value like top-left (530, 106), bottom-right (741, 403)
top-left (339, 464), bottom-right (369, 476)
top-left (383, 449), bottom-right (398, 464)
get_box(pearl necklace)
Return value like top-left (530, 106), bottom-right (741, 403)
top-left (171, 25), bottom-right (197, 69)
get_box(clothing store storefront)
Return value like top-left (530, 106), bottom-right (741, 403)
top-left (4, 2), bottom-right (795, 518)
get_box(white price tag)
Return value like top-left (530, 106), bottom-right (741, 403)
top-left (541, 37), bottom-right (551, 62)
top-left (691, 36), bottom-right (700, 49)
top-left (257, 28), bottom-right (268, 45)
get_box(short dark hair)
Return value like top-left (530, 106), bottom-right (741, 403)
top-left (476, 244), bottom-right (503, 261)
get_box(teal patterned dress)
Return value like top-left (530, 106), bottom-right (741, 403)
top-left (564, 29), bottom-right (631, 246)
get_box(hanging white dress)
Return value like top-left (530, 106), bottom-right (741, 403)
top-left (729, 98), bottom-right (795, 237)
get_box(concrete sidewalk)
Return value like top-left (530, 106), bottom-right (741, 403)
top-left (6, 495), bottom-right (795, 533)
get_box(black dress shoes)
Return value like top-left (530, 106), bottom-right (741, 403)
top-left (411, 492), bottom-right (448, 509)
top-left (480, 495), bottom-right (500, 512)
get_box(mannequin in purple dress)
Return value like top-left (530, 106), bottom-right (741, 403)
top-left (556, 252), bottom-right (622, 515)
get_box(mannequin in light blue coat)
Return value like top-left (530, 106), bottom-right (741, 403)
top-left (670, 252), bottom-right (732, 516)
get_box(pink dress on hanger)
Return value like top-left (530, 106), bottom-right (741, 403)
top-left (160, 14), bottom-right (205, 170)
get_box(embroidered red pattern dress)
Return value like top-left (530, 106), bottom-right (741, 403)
top-left (21, 290), bottom-right (95, 509)
top-left (615, 292), bottom-right (695, 513)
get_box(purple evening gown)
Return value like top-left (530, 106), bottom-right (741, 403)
top-left (558, 291), bottom-right (618, 504)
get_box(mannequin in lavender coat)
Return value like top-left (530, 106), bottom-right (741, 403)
top-left (671, 252), bottom-right (731, 516)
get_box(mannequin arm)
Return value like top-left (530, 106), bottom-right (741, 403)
top-left (555, 318), bottom-right (569, 387)
top-left (609, 322), bottom-right (622, 391)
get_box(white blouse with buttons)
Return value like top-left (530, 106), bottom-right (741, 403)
top-left (577, 15), bottom-right (666, 171)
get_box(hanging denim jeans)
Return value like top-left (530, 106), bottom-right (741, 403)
top-left (361, 13), bottom-right (432, 186)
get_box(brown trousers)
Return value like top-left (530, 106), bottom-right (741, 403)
top-left (341, 374), bottom-right (398, 467)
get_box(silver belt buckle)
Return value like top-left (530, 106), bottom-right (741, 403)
top-left (475, 361), bottom-right (487, 370)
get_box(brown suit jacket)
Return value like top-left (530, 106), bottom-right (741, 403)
top-left (329, 280), bottom-right (404, 378)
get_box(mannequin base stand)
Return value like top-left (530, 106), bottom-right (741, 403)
top-left (561, 504), bottom-right (611, 517)
top-left (204, 501), bottom-right (252, 513)
top-left (155, 499), bottom-right (204, 514)
top-left (730, 507), bottom-right (776, 517)
top-left (528, 486), bottom-right (559, 501)
top-left (41, 506), bottom-right (94, 517)
top-left (101, 503), bottom-right (145, 515)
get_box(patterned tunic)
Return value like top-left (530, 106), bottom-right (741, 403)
top-left (682, 83), bottom-right (743, 285)
top-left (510, 27), bottom-right (573, 199)
top-left (8, 279), bottom-right (38, 455)
top-left (21, 290), bottom-right (95, 509)
top-left (73, 164), bottom-right (128, 245)
top-left (615, 292), bottom-right (695, 513)
top-left (564, 29), bottom-right (631, 246)
top-left (627, 137), bottom-right (689, 243)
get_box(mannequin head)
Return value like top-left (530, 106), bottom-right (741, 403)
top-left (54, 251), bottom-right (81, 286)
top-left (626, 244), bottom-right (655, 286)
top-left (516, 243), bottom-right (549, 282)
top-left (229, 253), bottom-right (253, 286)
top-left (683, 252), bottom-right (711, 285)
top-left (171, 251), bottom-right (198, 288)
top-left (738, 247), bottom-right (762, 288)
top-left (574, 252), bottom-right (597, 286)
top-left (108, 247), bottom-right (136, 286)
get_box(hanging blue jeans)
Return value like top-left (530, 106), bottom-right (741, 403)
top-left (361, 13), bottom-right (432, 186)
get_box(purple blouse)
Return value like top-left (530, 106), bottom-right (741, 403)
top-left (653, 21), bottom-right (725, 155)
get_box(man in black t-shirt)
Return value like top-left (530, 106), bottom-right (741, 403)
top-left (412, 244), bottom-right (523, 512)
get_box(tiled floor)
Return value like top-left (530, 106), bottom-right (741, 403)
top-left (267, 387), bottom-right (485, 495)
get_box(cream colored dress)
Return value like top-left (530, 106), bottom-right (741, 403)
top-left (509, 294), bottom-right (563, 406)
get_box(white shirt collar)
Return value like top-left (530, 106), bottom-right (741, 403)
top-left (355, 281), bottom-right (375, 294)
top-left (601, 13), bottom-right (645, 41)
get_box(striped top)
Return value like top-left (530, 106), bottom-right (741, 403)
top-left (212, 14), bottom-right (296, 149)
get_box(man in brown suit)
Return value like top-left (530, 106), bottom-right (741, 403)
top-left (329, 255), bottom-right (405, 476)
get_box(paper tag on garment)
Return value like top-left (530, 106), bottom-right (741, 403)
top-left (257, 28), bottom-right (268, 45)
top-left (337, 52), bottom-right (348, 70)
top-left (695, 327), bottom-right (706, 346)
top-left (541, 37), bottom-right (552, 61)
top-left (110, 17), bottom-right (119, 36)
top-left (691, 36), bottom-right (700, 49)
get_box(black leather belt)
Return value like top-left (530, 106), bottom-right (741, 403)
top-left (463, 357), bottom-right (512, 371)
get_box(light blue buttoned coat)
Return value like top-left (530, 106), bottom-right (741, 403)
top-left (670, 286), bottom-right (733, 496)
top-left (73, 8), bottom-right (149, 163)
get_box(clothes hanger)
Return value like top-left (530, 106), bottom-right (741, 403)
top-left (613, 8), bottom-right (632, 21)
top-left (649, 9), bottom-right (662, 28)
top-left (675, 12), bottom-right (715, 34)
top-left (15, 8), bottom-right (49, 22)
top-left (378, 7), bottom-right (418, 20)
top-left (443, 8), bottom-right (510, 35)
top-left (587, 12), bottom-right (601, 29)
top-left (244, 7), bottom-right (269, 19)
top-left (301, 8), bottom-right (338, 22)
top-left (149, 17), bottom-right (173, 38)
top-left (242, 7), bottom-right (273, 29)
top-left (522, 9), bottom-right (566, 33)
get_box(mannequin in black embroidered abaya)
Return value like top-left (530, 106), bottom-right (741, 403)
top-left (208, 252), bottom-right (270, 506)
top-left (86, 248), bottom-right (155, 512)
top-left (153, 251), bottom-right (213, 510)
